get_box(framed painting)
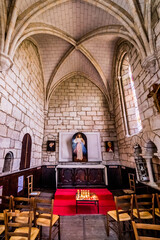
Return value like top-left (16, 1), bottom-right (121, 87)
top-left (47, 140), bottom-right (56, 152)
top-left (72, 132), bottom-right (88, 162)
top-left (105, 141), bottom-right (114, 152)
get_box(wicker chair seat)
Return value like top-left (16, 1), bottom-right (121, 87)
top-left (0, 225), bottom-right (5, 235)
top-left (123, 189), bottom-right (134, 194)
top-left (36, 213), bottom-right (59, 227)
top-left (10, 227), bottom-right (39, 240)
top-left (133, 209), bottom-right (153, 219)
top-left (15, 211), bottom-right (35, 224)
top-left (155, 208), bottom-right (160, 217)
top-left (108, 210), bottom-right (131, 221)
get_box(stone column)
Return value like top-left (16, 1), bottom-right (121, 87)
top-left (144, 155), bottom-right (157, 186)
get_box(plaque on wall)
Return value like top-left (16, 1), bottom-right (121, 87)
top-left (18, 175), bottom-right (24, 193)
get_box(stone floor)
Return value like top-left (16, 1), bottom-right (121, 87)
top-left (40, 190), bottom-right (133, 240)
top-left (42, 214), bottom-right (133, 240)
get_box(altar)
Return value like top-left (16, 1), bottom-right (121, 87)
top-left (57, 132), bottom-right (107, 188)
top-left (56, 164), bottom-right (107, 188)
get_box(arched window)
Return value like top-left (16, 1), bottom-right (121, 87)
top-left (3, 151), bottom-right (14, 173)
top-left (118, 54), bottom-right (142, 136)
top-left (20, 133), bottom-right (32, 170)
top-left (128, 66), bottom-right (142, 132)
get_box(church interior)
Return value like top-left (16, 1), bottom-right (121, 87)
top-left (0, 0), bottom-right (160, 239)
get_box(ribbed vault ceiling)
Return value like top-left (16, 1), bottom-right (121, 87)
top-left (25, 0), bottom-right (123, 104)
top-left (2, 0), bottom-right (148, 110)
top-left (32, 1), bottom-right (120, 40)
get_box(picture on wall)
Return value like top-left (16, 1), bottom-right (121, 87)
top-left (18, 175), bottom-right (24, 193)
top-left (47, 141), bottom-right (56, 151)
top-left (72, 132), bottom-right (88, 162)
top-left (105, 141), bottom-right (114, 152)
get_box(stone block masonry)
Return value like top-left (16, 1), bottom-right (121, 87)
top-left (114, 43), bottom-right (160, 168)
top-left (0, 40), bottom-right (44, 172)
top-left (43, 75), bottom-right (119, 164)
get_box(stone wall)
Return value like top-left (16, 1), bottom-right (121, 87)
top-left (114, 44), bottom-right (160, 168)
top-left (0, 40), bottom-right (44, 173)
top-left (43, 75), bottom-right (119, 165)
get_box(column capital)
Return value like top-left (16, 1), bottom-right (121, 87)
top-left (154, 152), bottom-right (160, 158)
top-left (142, 155), bottom-right (153, 160)
top-left (141, 53), bottom-right (157, 74)
top-left (0, 52), bottom-right (13, 72)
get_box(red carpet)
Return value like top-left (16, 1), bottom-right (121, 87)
top-left (53, 188), bottom-right (115, 215)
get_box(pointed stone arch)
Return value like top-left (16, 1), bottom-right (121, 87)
top-left (131, 135), bottom-right (142, 149)
top-left (47, 71), bottom-right (109, 111)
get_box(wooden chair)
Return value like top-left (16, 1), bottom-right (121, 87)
top-left (106, 194), bottom-right (133, 240)
top-left (133, 194), bottom-right (155, 223)
top-left (132, 221), bottom-right (160, 240)
top-left (4, 210), bottom-right (39, 240)
top-left (0, 225), bottom-right (5, 239)
top-left (123, 173), bottom-right (135, 194)
top-left (12, 196), bottom-right (35, 224)
top-left (155, 193), bottom-right (160, 221)
top-left (34, 198), bottom-right (60, 240)
top-left (0, 196), bottom-right (12, 222)
top-left (27, 175), bottom-right (40, 198)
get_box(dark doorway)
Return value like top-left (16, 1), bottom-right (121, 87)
top-left (20, 133), bottom-right (32, 170)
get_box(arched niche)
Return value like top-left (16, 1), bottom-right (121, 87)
top-left (115, 45), bottom-right (142, 137)
top-left (134, 144), bottom-right (149, 182)
top-left (2, 151), bottom-right (14, 173)
top-left (145, 141), bottom-right (157, 156)
top-left (145, 141), bottom-right (159, 184)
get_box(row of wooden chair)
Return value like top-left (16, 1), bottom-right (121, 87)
top-left (27, 175), bottom-right (41, 198)
top-left (132, 221), bottom-right (160, 240)
top-left (123, 173), bottom-right (149, 195)
top-left (0, 195), bottom-right (60, 240)
top-left (106, 193), bottom-right (160, 240)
